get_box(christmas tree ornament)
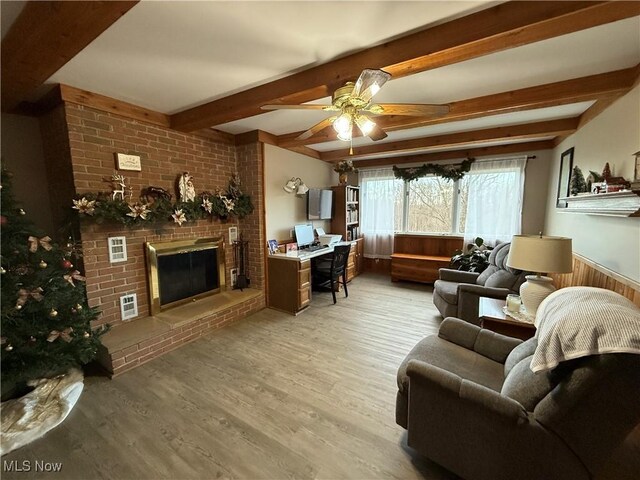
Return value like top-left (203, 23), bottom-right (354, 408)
top-left (83, 332), bottom-right (90, 338)
top-left (39, 260), bottom-right (48, 269)
top-left (18, 208), bottom-right (26, 215)
top-left (47, 328), bottom-right (73, 343)
top-left (0, 215), bottom-right (7, 225)
top-left (28, 336), bottom-right (36, 344)
top-left (49, 308), bottom-right (58, 318)
top-left (76, 304), bottom-right (83, 311)
top-left (61, 259), bottom-right (73, 269)
top-left (71, 308), bottom-right (77, 314)
top-left (5, 344), bottom-right (14, 352)
top-left (1, 267), bottom-right (5, 274)
top-left (16, 287), bottom-right (44, 309)
top-left (15, 304), bottom-right (22, 310)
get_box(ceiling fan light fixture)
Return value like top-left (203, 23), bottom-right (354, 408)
top-left (337, 130), bottom-right (352, 142)
top-left (355, 114), bottom-right (376, 136)
top-left (333, 112), bottom-right (352, 137)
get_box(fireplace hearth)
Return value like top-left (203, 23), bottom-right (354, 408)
top-left (146, 237), bottom-right (226, 314)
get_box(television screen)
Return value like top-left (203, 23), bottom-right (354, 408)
top-left (307, 189), bottom-right (333, 220)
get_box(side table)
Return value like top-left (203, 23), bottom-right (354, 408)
top-left (478, 297), bottom-right (536, 340)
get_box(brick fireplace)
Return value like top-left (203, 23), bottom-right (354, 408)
top-left (39, 101), bottom-right (266, 376)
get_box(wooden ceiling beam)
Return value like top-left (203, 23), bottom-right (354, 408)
top-left (170, 1), bottom-right (640, 132)
top-left (319, 118), bottom-right (579, 162)
top-left (1, 1), bottom-right (139, 112)
top-left (278, 65), bottom-right (639, 147)
top-left (352, 140), bottom-right (556, 168)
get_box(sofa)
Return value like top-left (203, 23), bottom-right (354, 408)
top-left (396, 317), bottom-right (640, 480)
top-left (432, 242), bottom-right (527, 324)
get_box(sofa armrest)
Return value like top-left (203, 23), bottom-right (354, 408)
top-left (438, 317), bottom-right (522, 363)
top-left (438, 268), bottom-right (480, 283)
top-left (406, 359), bottom-right (527, 423)
top-left (456, 284), bottom-right (511, 326)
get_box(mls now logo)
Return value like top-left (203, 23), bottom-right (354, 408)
top-left (3, 460), bottom-right (63, 472)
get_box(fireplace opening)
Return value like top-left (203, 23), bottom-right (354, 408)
top-left (146, 237), bottom-right (225, 314)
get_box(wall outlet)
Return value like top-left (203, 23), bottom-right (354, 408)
top-left (229, 226), bottom-right (238, 243)
top-left (230, 268), bottom-right (238, 286)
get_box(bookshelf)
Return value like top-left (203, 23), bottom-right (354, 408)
top-left (331, 185), bottom-right (360, 241)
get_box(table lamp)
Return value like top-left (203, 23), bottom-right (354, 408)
top-left (506, 234), bottom-right (573, 316)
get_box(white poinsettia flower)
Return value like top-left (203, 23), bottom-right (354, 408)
top-left (127, 203), bottom-right (150, 220)
top-left (172, 209), bottom-right (187, 226)
top-left (202, 197), bottom-right (213, 214)
top-left (72, 197), bottom-right (96, 215)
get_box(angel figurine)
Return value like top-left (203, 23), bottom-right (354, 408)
top-left (178, 172), bottom-right (196, 202)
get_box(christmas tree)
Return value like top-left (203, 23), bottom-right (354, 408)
top-left (570, 165), bottom-right (587, 195)
top-left (602, 162), bottom-right (612, 181)
top-left (1, 167), bottom-right (106, 400)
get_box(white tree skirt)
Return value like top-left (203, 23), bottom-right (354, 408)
top-left (1, 369), bottom-right (84, 455)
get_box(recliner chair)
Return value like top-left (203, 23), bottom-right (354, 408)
top-left (433, 242), bottom-right (527, 324)
top-left (396, 317), bottom-right (640, 480)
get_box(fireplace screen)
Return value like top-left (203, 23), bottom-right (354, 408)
top-left (146, 237), bottom-right (225, 314)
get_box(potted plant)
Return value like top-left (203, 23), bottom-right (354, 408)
top-left (450, 237), bottom-right (493, 273)
top-left (334, 160), bottom-right (357, 185)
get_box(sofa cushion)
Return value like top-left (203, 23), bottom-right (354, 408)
top-left (484, 269), bottom-right (519, 290)
top-left (397, 335), bottom-right (504, 395)
top-left (433, 279), bottom-right (460, 305)
top-left (476, 264), bottom-right (498, 286)
top-left (505, 338), bottom-right (537, 376)
top-left (501, 355), bottom-right (554, 411)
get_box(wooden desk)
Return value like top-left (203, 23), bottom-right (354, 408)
top-left (267, 241), bottom-right (360, 315)
top-left (478, 297), bottom-right (536, 340)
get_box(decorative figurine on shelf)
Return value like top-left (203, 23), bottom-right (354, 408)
top-left (110, 174), bottom-right (127, 201)
top-left (601, 162), bottom-right (612, 182)
top-left (178, 172), bottom-right (196, 202)
top-left (569, 166), bottom-right (587, 196)
top-left (334, 160), bottom-right (357, 185)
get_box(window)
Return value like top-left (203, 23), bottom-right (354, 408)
top-left (360, 156), bottom-right (526, 244)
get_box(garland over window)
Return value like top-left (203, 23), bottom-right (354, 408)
top-left (393, 158), bottom-right (475, 182)
top-left (72, 174), bottom-right (253, 226)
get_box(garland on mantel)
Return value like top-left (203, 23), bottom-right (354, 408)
top-left (72, 175), bottom-right (253, 227)
top-left (393, 158), bottom-right (475, 182)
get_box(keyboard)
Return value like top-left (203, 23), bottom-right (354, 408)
top-left (305, 245), bottom-right (326, 252)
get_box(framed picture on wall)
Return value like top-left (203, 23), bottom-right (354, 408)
top-left (556, 147), bottom-right (574, 208)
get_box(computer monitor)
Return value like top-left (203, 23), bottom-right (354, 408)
top-left (294, 224), bottom-right (315, 248)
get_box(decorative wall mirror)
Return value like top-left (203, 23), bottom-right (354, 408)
top-left (556, 147), bottom-right (574, 208)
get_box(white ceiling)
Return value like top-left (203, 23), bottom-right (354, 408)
top-left (3, 1), bottom-right (640, 156)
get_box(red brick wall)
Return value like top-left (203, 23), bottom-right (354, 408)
top-left (46, 102), bottom-right (265, 327)
top-left (237, 142), bottom-right (265, 291)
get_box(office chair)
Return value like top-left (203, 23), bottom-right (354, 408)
top-left (312, 244), bottom-right (351, 304)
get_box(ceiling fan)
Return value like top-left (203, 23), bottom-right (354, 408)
top-left (261, 69), bottom-right (450, 144)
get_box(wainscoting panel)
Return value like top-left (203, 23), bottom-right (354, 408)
top-left (551, 253), bottom-right (640, 307)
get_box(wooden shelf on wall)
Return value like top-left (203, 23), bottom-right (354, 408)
top-left (558, 190), bottom-right (640, 217)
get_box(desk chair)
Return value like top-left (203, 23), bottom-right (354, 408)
top-left (312, 245), bottom-right (351, 304)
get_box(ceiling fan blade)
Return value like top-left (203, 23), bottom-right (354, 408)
top-left (352, 69), bottom-right (391, 103)
top-left (261, 104), bottom-right (337, 111)
top-left (370, 103), bottom-right (450, 116)
top-left (296, 117), bottom-right (336, 140)
top-left (367, 123), bottom-right (388, 141)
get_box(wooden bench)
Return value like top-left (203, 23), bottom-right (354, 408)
top-left (391, 234), bottom-right (463, 284)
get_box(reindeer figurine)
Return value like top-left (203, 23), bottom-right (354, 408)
top-left (111, 174), bottom-right (127, 201)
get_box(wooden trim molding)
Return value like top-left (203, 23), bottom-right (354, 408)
top-left (319, 118), bottom-right (577, 162)
top-left (551, 253), bottom-right (640, 307)
top-left (351, 141), bottom-right (554, 168)
top-left (1, 1), bottom-right (139, 112)
top-left (60, 84), bottom-right (170, 127)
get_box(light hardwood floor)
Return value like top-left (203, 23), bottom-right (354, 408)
top-left (2, 274), bottom-right (458, 480)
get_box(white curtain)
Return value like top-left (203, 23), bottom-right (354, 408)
top-left (359, 168), bottom-right (397, 258)
top-left (463, 156), bottom-right (527, 247)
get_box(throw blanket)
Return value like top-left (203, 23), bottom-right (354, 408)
top-left (530, 287), bottom-right (640, 373)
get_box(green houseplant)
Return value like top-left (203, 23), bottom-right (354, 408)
top-left (450, 237), bottom-right (493, 273)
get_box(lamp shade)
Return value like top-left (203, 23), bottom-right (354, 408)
top-left (507, 235), bottom-right (573, 274)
